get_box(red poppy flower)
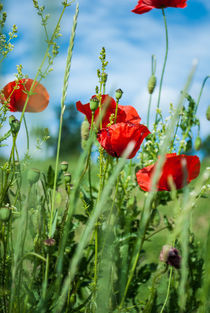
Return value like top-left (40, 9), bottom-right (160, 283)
top-left (76, 95), bottom-right (141, 128)
top-left (132, 0), bottom-right (187, 14)
top-left (97, 122), bottom-right (150, 159)
top-left (136, 153), bottom-right (200, 191)
top-left (1, 78), bottom-right (49, 112)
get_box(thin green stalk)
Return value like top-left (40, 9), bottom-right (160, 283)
top-left (159, 267), bottom-right (173, 313)
top-left (147, 93), bottom-right (152, 128)
top-left (155, 9), bottom-right (168, 124)
top-left (114, 100), bottom-right (119, 123)
top-left (49, 3), bottom-right (79, 238)
top-left (23, 114), bottom-right (29, 154)
top-left (195, 75), bottom-right (210, 114)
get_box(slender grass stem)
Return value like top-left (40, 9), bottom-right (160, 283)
top-left (49, 4), bottom-right (79, 238)
top-left (155, 9), bottom-right (168, 124)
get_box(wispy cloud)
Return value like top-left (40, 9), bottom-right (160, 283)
top-left (1, 0), bottom-right (210, 157)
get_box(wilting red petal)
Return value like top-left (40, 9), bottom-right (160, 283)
top-left (97, 122), bottom-right (150, 159)
top-left (2, 78), bottom-right (49, 112)
top-left (136, 154), bottom-right (200, 191)
top-left (76, 95), bottom-right (141, 128)
top-left (132, 0), bottom-right (187, 14)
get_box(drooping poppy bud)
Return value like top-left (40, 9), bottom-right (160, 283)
top-left (9, 115), bottom-right (20, 136)
top-left (1, 78), bottom-right (49, 112)
top-left (160, 245), bottom-right (181, 269)
top-left (147, 74), bottom-right (157, 94)
top-left (115, 88), bottom-right (123, 101)
top-left (27, 168), bottom-right (40, 185)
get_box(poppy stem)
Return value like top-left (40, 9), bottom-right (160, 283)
top-left (195, 75), bottom-right (210, 114)
top-left (159, 266), bottom-right (173, 313)
top-left (147, 93), bottom-right (152, 127)
top-left (23, 115), bottom-right (29, 154)
top-left (114, 100), bottom-right (119, 123)
top-left (155, 9), bottom-right (168, 124)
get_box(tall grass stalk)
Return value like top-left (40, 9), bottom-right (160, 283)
top-left (53, 144), bottom-right (134, 313)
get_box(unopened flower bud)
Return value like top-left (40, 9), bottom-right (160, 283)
top-left (43, 238), bottom-right (56, 246)
top-left (206, 105), bottom-right (210, 121)
top-left (64, 172), bottom-right (71, 183)
top-left (27, 168), bottom-right (40, 185)
top-left (90, 96), bottom-right (99, 111)
top-left (61, 161), bottom-right (68, 172)
top-left (0, 207), bottom-right (12, 222)
top-left (160, 245), bottom-right (181, 269)
top-left (194, 136), bottom-right (201, 151)
top-left (101, 72), bottom-right (108, 83)
top-left (115, 88), bottom-right (123, 101)
top-left (148, 74), bottom-right (157, 94)
top-left (9, 115), bottom-right (20, 136)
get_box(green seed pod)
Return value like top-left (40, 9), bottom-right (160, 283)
top-left (194, 136), bottom-right (202, 151)
top-left (9, 115), bottom-right (20, 136)
top-left (81, 119), bottom-right (90, 149)
top-left (148, 74), bottom-right (157, 94)
top-left (0, 207), bottom-right (11, 222)
top-left (64, 172), bottom-right (71, 183)
top-left (90, 97), bottom-right (99, 111)
top-left (60, 161), bottom-right (68, 172)
top-left (206, 105), bottom-right (210, 121)
top-left (27, 168), bottom-right (40, 185)
top-left (115, 88), bottom-right (123, 101)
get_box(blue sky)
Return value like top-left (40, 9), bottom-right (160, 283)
top-left (1, 0), bottom-right (210, 156)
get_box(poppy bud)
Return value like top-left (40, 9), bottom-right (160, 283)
top-left (115, 88), bottom-right (123, 101)
top-left (64, 172), bottom-right (71, 183)
top-left (81, 119), bottom-right (90, 149)
top-left (206, 105), bottom-right (210, 121)
top-left (43, 238), bottom-right (56, 246)
top-left (60, 161), bottom-right (68, 172)
top-left (27, 168), bottom-right (40, 185)
top-left (148, 74), bottom-right (157, 94)
top-left (194, 136), bottom-right (201, 151)
top-left (90, 96), bottom-right (99, 112)
top-left (0, 207), bottom-right (12, 222)
top-left (101, 72), bottom-right (108, 83)
top-left (160, 245), bottom-right (181, 269)
top-left (9, 115), bottom-right (20, 136)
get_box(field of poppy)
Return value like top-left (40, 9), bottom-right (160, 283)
top-left (0, 0), bottom-right (210, 312)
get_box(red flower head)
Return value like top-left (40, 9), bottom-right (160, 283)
top-left (132, 0), bottom-right (187, 14)
top-left (97, 122), bottom-right (150, 159)
top-left (1, 78), bottom-right (49, 112)
top-left (76, 95), bottom-right (141, 128)
top-left (136, 153), bottom-right (200, 191)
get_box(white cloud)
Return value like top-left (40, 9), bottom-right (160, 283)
top-left (1, 0), bottom-right (210, 157)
